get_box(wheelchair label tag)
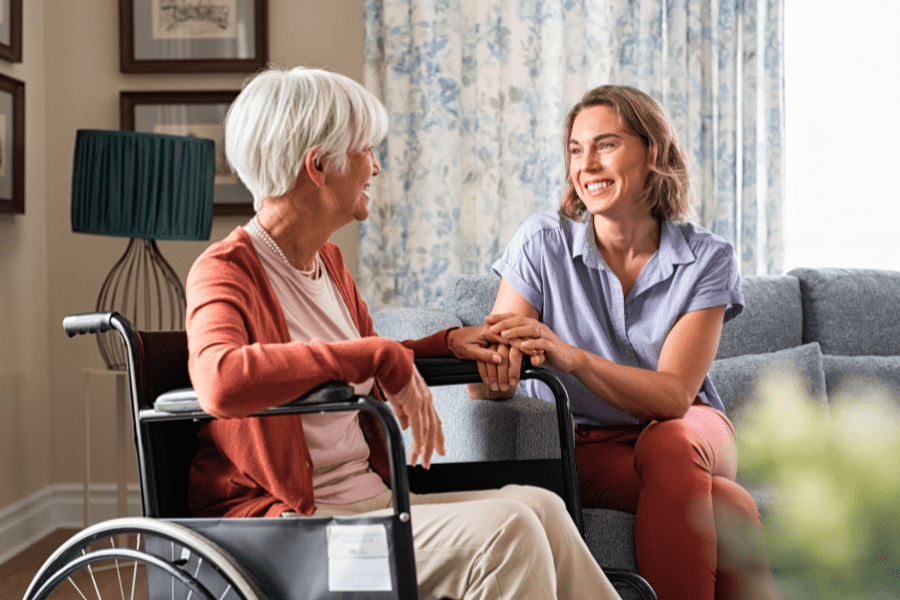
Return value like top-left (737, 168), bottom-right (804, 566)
top-left (327, 524), bottom-right (392, 591)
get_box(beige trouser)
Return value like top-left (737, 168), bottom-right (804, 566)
top-left (310, 484), bottom-right (621, 600)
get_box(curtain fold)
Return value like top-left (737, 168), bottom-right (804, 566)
top-left (362, 0), bottom-right (784, 309)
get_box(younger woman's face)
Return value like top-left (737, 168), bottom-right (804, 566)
top-left (568, 105), bottom-right (651, 219)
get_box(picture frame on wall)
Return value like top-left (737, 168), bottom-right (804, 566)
top-left (121, 90), bottom-right (253, 216)
top-left (119, 0), bottom-right (268, 73)
top-left (0, 72), bottom-right (24, 214)
top-left (0, 0), bottom-right (23, 63)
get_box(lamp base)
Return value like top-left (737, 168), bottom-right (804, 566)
top-left (96, 238), bottom-right (186, 370)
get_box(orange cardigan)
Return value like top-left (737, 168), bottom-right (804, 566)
top-left (186, 227), bottom-right (449, 517)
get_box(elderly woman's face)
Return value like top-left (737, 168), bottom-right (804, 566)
top-left (568, 105), bottom-right (650, 219)
top-left (331, 145), bottom-right (381, 222)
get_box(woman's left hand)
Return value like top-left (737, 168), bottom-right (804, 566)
top-left (485, 314), bottom-right (580, 373)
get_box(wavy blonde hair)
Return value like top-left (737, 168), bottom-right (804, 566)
top-left (559, 85), bottom-right (693, 222)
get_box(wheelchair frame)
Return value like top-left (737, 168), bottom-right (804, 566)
top-left (25, 311), bottom-right (655, 600)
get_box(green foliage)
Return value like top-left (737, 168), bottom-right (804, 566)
top-left (739, 370), bottom-right (900, 600)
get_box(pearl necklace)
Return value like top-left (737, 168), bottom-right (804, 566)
top-left (250, 216), bottom-right (321, 278)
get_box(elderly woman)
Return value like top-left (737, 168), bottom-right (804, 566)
top-left (185, 66), bottom-right (620, 600)
top-left (474, 86), bottom-right (780, 600)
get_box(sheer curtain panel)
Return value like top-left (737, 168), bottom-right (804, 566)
top-left (362, 0), bottom-right (784, 309)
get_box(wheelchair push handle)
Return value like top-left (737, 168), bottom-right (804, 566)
top-left (63, 312), bottom-right (118, 337)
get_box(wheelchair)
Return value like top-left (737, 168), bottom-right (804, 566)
top-left (25, 312), bottom-right (655, 600)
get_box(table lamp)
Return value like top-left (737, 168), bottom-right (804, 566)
top-left (71, 129), bottom-right (215, 370)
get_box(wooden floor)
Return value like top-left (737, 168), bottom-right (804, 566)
top-left (0, 529), bottom-right (79, 600)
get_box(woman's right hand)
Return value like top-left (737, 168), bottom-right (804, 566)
top-left (383, 365), bottom-right (446, 469)
top-left (486, 314), bottom-right (577, 373)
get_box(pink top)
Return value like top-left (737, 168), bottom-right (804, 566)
top-left (246, 226), bottom-right (387, 505)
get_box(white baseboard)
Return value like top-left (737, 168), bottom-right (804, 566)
top-left (0, 483), bottom-right (142, 566)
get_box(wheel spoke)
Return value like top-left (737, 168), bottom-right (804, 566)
top-left (66, 577), bottom-right (90, 600)
top-left (109, 536), bottom-right (126, 600)
top-left (79, 548), bottom-right (103, 600)
top-left (130, 534), bottom-right (140, 600)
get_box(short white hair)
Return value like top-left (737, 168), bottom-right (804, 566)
top-left (224, 66), bottom-right (389, 211)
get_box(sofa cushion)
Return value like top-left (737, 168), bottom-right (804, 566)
top-left (790, 267), bottom-right (900, 356)
top-left (372, 307), bottom-right (462, 341)
top-left (582, 509), bottom-right (638, 571)
top-left (412, 387), bottom-right (561, 463)
top-left (440, 274), bottom-right (501, 327)
top-left (709, 342), bottom-right (827, 426)
top-left (823, 355), bottom-right (900, 401)
top-left (716, 275), bottom-right (803, 359)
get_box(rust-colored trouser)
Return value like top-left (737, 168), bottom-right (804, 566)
top-left (574, 404), bottom-right (780, 600)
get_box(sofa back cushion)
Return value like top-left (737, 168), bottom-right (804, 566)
top-left (372, 307), bottom-right (462, 341)
top-left (790, 267), bottom-right (900, 356)
top-left (441, 274), bottom-right (501, 326)
top-left (716, 275), bottom-right (803, 359)
top-left (823, 355), bottom-right (900, 401)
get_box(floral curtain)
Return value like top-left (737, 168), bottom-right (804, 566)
top-left (361, 0), bottom-right (784, 309)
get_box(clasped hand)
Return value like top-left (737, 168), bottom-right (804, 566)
top-left (475, 313), bottom-right (577, 394)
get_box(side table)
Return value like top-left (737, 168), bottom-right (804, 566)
top-left (80, 367), bottom-right (130, 527)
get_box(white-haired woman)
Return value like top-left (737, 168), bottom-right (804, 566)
top-left (185, 66), bottom-right (620, 600)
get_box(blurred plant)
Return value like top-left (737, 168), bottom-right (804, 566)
top-left (737, 368), bottom-right (900, 600)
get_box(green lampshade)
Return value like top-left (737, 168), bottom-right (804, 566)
top-left (71, 129), bottom-right (215, 240)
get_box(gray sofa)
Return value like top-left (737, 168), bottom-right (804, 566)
top-left (372, 267), bottom-right (900, 597)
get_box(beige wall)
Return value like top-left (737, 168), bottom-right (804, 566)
top-left (1, 0), bottom-right (365, 512)
top-left (0, 0), bottom-right (49, 510)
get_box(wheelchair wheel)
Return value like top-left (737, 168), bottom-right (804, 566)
top-left (24, 517), bottom-right (262, 600)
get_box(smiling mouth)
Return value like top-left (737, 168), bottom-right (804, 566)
top-left (586, 181), bottom-right (612, 192)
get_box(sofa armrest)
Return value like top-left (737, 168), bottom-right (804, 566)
top-left (372, 307), bottom-right (463, 341)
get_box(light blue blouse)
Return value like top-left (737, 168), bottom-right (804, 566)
top-left (493, 211), bottom-right (744, 427)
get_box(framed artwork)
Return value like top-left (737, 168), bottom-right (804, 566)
top-left (0, 72), bottom-right (23, 214)
top-left (119, 0), bottom-right (268, 73)
top-left (120, 90), bottom-right (253, 216)
top-left (0, 0), bottom-right (22, 63)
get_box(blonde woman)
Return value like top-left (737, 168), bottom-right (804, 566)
top-left (475, 85), bottom-right (779, 600)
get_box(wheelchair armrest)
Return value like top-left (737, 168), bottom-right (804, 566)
top-left (414, 356), bottom-right (499, 386)
top-left (150, 381), bottom-right (358, 418)
top-left (153, 388), bottom-right (201, 413)
top-left (150, 358), bottom-right (487, 417)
